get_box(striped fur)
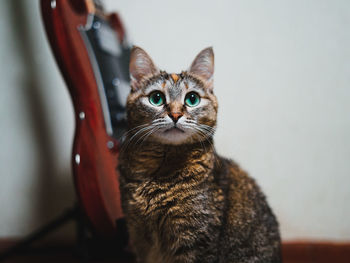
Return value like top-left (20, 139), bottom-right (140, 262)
top-left (118, 47), bottom-right (281, 262)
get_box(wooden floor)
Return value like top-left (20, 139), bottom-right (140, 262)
top-left (282, 241), bottom-right (350, 263)
top-left (0, 239), bottom-right (135, 263)
top-left (1, 239), bottom-right (350, 263)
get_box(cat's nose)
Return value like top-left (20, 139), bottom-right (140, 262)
top-left (169, 112), bottom-right (183, 123)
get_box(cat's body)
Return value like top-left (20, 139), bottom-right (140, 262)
top-left (118, 47), bottom-right (281, 263)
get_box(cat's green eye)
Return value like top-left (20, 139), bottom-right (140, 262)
top-left (185, 92), bottom-right (201, 107)
top-left (149, 91), bottom-right (165, 106)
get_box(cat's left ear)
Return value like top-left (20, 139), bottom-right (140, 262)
top-left (189, 47), bottom-right (214, 86)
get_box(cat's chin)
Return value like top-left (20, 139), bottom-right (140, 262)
top-left (151, 128), bottom-right (194, 145)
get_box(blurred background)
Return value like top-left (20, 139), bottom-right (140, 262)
top-left (0, 0), bottom-right (349, 244)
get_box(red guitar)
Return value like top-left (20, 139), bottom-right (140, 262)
top-left (41, 0), bottom-right (130, 237)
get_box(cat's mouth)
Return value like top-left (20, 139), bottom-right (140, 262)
top-left (155, 125), bottom-right (191, 144)
top-left (164, 127), bottom-right (185, 133)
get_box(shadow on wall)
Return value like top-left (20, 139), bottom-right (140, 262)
top-left (7, 0), bottom-right (74, 237)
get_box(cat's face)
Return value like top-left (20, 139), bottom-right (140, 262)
top-left (126, 47), bottom-right (217, 145)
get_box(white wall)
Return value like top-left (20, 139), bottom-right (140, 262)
top-left (1, 0), bottom-right (349, 241)
top-left (0, 0), bottom-right (75, 238)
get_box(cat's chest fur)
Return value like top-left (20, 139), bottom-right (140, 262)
top-left (119, 142), bottom-right (225, 242)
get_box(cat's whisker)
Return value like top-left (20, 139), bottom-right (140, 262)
top-left (188, 125), bottom-right (206, 142)
top-left (138, 126), bottom-right (163, 149)
top-left (191, 131), bottom-right (209, 153)
top-left (128, 126), bottom-right (153, 144)
top-left (120, 126), bottom-right (154, 154)
top-left (192, 126), bottom-right (215, 151)
top-left (121, 119), bottom-right (166, 141)
top-left (199, 124), bottom-right (216, 134)
top-left (120, 123), bottom-right (149, 141)
top-left (152, 119), bottom-right (166, 124)
top-left (201, 131), bottom-right (215, 150)
top-left (184, 121), bottom-right (216, 136)
top-left (198, 134), bottom-right (207, 152)
top-left (184, 122), bottom-right (214, 139)
top-left (135, 125), bottom-right (158, 146)
top-left (134, 122), bottom-right (168, 150)
top-left (122, 120), bottom-right (168, 155)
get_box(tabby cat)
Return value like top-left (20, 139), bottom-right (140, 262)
top-left (118, 46), bottom-right (281, 263)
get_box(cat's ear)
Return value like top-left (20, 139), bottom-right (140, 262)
top-left (129, 46), bottom-right (159, 90)
top-left (189, 47), bottom-right (214, 82)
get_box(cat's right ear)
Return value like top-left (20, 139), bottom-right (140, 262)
top-left (129, 46), bottom-right (159, 91)
top-left (189, 47), bottom-right (214, 82)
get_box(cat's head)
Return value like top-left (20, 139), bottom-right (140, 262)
top-left (126, 46), bottom-right (218, 145)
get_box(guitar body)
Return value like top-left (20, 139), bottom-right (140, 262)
top-left (41, 0), bottom-right (129, 237)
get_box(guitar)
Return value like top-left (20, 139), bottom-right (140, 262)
top-left (41, 0), bottom-right (130, 237)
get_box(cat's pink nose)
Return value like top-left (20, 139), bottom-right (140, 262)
top-left (169, 112), bottom-right (183, 123)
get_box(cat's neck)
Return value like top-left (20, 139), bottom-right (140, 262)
top-left (125, 138), bottom-right (214, 159)
top-left (119, 139), bottom-right (215, 179)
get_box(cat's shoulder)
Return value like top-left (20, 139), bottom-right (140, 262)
top-left (214, 154), bottom-right (274, 226)
top-left (214, 154), bottom-right (251, 181)
top-left (213, 154), bottom-right (264, 199)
